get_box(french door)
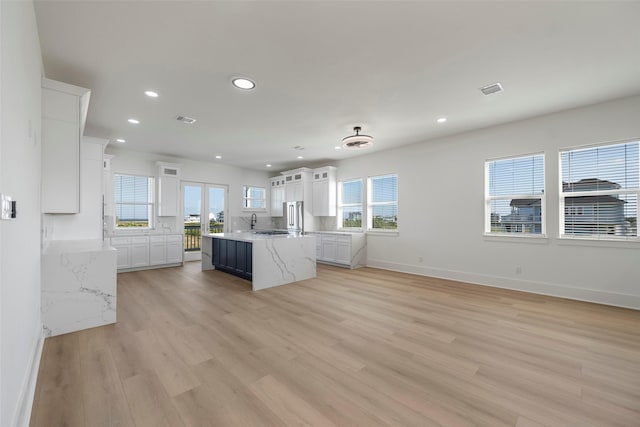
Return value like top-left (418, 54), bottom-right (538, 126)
top-left (182, 181), bottom-right (227, 262)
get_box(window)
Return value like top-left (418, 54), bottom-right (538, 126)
top-left (338, 179), bottom-right (363, 229)
top-left (485, 154), bottom-right (545, 235)
top-left (560, 140), bottom-right (638, 240)
top-left (367, 174), bottom-right (398, 231)
top-left (114, 174), bottom-right (154, 228)
top-left (242, 186), bottom-right (266, 209)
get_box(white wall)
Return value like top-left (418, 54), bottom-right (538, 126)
top-left (105, 147), bottom-right (272, 232)
top-left (334, 95), bottom-right (640, 309)
top-left (0, 1), bottom-right (44, 426)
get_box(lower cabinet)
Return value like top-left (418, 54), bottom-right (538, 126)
top-left (212, 238), bottom-right (252, 281)
top-left (312, 232), bottom-right (366, 269)
top-left (110, 234), bottom-right (183, 271)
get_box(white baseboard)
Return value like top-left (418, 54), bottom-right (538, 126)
top-left (367, 259), bottom-right (640, 310)
top-left (13, 323), bottom-right (44, 427)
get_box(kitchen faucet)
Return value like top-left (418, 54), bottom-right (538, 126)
top-left (250, 213), bottom-right (257, 230)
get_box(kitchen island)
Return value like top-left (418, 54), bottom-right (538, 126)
top-left (202, 232), bottom-right (316, 290)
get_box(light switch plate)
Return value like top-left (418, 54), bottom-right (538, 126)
top-left (1, 194), bottom-right (13, 220)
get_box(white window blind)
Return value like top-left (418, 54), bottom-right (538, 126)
top-left (368, 174), bottom-right (398, 231)
top-left (560, 140), bottom-right (638, 240)
top-left (114, 174), bottom-right (154, 228)
top-left (338, 179), bottom-right (363, 229)
top-left (485, 154), bottom-right (545, 235)
top-left (243, 186), bottom-right (266, 209)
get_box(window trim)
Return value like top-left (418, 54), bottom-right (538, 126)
top-left (484, 152), bottom-right (546, 238)
top-left (337, 177), bottom-right (364, 231)
top-left (242, 185), bottom-right (267, 211)
top-left (367, 173), bottom-right (398, 232)
top-left (558, 139), bottom-right (639, 242)
top-left (113, 173), bottom-right (155, 229)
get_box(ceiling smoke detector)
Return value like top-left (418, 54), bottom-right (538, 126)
top-left (342, 126), bottom-right (373, 150)
top-left (480, 82), bottom-right (503, 96)
top-left (176, 115), bottom-right (197, 124)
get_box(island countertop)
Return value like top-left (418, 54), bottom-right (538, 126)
top-left (202, 232), bottom-right (316, 291)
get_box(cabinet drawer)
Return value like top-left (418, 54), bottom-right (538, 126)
top-left (166, 234), bottom-right (183, 242)
top-left (131, 236), bottom-right (149, 244)
top-left (110, 237), bottom-right (131, 245)
top-left (335, 235), bottom-right (351, 243)
top-left (150, 235), bottom-right (167, 243)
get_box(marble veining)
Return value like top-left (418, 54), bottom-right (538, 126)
top-left (42, 239), bottom-right (117, 337)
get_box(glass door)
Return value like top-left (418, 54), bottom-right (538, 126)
top-left (182, 182), bottom-right (227, 262)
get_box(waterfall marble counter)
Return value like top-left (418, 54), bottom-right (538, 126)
top-left (202, 232), bottom-right (316, 291)
top-left (42, 239), bottom-right (117, 337)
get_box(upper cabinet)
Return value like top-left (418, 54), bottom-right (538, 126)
top-left (312, 166), bottom-right (337, 216)
top-left (157, 162), bottom-right (181, 217)
top-left (41, 78), bottom-right (91, 213)
top-left (283, 167), bottom-right (312, 202)
top-left (270, 177), bottom-right (285, 216)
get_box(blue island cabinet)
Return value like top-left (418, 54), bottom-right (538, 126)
top-left (212, 237), bottom-right (252, 281)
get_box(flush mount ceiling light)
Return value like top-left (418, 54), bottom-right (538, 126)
top-left (297, 156), bottom-right (304, 159)
top-left (232, 77), bottom-right (255, 90)
top-left (144, 90), bottom-right (159, 98)
top-left (127, 118), bottom-right (140, 124)
top-left (215, 155), bottom-right (222, 159)
top-left (437, 117), bottom-right (447, 123)
top-left (266, 164), bottom-right (272, 168)
top-left (341, 126), bottom-right (373, 150)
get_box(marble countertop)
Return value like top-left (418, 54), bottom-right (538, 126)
top-left (204, 232), bottom-right (314, 243)
top-left (43, 239), bottom-right (115, 255)
top-left (306, 231), bottom-right (364, 235)
top-left (108, 231), bottom-right (183, 237)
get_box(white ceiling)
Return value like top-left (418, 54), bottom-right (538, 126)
top-left (34, 1), bottom-right (640, 172)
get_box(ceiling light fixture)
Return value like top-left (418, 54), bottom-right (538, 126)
top-left (144, 90), bottom-right (159, 98)
top-left (341, 126), bottom-right (373, 150)
top-left (297, 156), bottom-right (304, 159)
top-left (127, 118), bottom-right (140, 124)
top-left (116, 138), bottom-right (126, 143)
top-left (215, 155), bottom-right (222, 159)
top-left (266, 164), bottom-right (272, 168)
top-left (334, 146), bottom-right (342, 150)
top-left (232, 77), bottom-right (255, 90)
top-left (437, 117), bottom-right (447, 123)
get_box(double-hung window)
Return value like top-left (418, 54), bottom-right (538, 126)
top-left (559, 140), bottom-right (638, 240)
top-left (337, 178), bottom-right (363, 229)
top-left (367, 174), bottom-right (398, 231)
top-left (485, 153), bottom-right (545, 235)
top-left (242, 186), bottom-right (266, 209)
top-left (114, 174), bottom-right (155, 228)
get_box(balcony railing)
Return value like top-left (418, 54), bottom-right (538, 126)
top-left (184, 223), bottom-right (225, 251)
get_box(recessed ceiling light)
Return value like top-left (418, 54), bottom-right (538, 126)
top-left (266, 164), bottom-right (272, 168)
top-left (334, 146), bottom-right (342, 150)
top-left (127, 118), bottom-right (140, 124)
top-left (116, 138), bottom-right (126, 143)
top-left (144, 90), bottom-right (159, 98)
top-left (437, 117), bottom-right (447, 123)
top-left (215, 155), bottom-right (222, 159)
top-left (232, 77), bottom-right (255, 90)
top-left (297, 156), bottom-right (304, 159)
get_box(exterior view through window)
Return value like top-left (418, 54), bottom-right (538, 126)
top-left (114, 174), bottom-right (154, 228)
top-left (243, 186), bottom-right (266, 209)
top-left (485, 154), bottom-right (545, 235)
top-left (338, 179), bottom-right (363, 229)
top-left (368, 174), bottom-right (398, 230)
top-left (560, 140), bottom-right (638, 239)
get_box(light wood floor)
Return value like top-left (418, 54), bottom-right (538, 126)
top-left (31, 262), bottom-right (640, 427)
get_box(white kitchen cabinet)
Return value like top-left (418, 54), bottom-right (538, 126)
top-left (166, 235), bottom-right (183, 263)
top-left (270, 177), bottom-right (285, 216)
top-left (310, 232), bottom-right (366, 269)
top-left (312, 166), bottom-right (337, 216)
top-left (283, 168), bottom-right (311, 202)
top-left (110, 234), bottom-right (182, 271)
top-left (103, 154), bottom-right (114, 217)
top-left (130, 237), bottom-right (150, 267)
top-left (41, 78), bottom-right (91, 213)
top-left (157, 162), bottom-right (181, 217)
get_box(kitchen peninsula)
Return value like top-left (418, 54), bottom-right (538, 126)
top-left (202, 232), bottom-right (316, 290)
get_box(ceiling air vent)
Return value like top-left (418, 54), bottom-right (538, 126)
top-left (176, 115), bottom-right (197, 124)
top-left (480, 82), bottom-right (503, 96)
top-left (342, 126), bottom-right (374, 150)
